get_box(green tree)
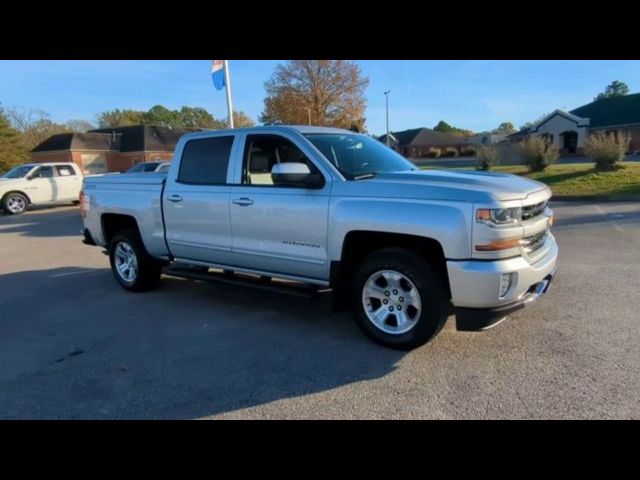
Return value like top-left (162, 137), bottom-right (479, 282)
top-left (433, 120), bottom-right (473, 137)
top-left (0, 104), bottom-right (29, 172)
top-left (178, 106), bottom-right (222, 129)
top-left (97, 109), bottom-right (145, 128)
top-left (493, 122), bottom-right (516, 134)
top-left (595, 80), bottom-right (630, 101)
top-left (260, 60), bottom-right (369, 128)
top-left (142, 105), bottom-right (180, 126)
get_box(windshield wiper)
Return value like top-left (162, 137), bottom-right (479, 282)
top-left (353, 172), bottom-right (378, 180)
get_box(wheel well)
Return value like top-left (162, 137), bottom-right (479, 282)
top-left (101, 214), bottom-right (140, 245)
top-left (337, 231), bottom-right (450, 297)
top-left (2, 190), bottom-right (31, 205)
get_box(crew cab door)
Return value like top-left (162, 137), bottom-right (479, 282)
top-left (162, 133), bottom-right (238, 264)
top-left (227, 132), bottom-right (331, 281)
top-left (26, 165), bottom-right (56, 204)
top-left (53, 164), bottom-right (82, 201)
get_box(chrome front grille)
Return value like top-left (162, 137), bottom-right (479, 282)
top-left (522, 229), bottom-right (548, 255)
top-left (522, 200), bottom-right (548, 221)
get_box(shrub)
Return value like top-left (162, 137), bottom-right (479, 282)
top-left (584, 131), bottom-right (630, 171)
top-left (520, 136), bottom-right (559, 172)
top-left (443, 147), bottom-right (459, 157)
top-left (475, 145), bottom-right (499, 170)
top-left (426, 147), bottom-right (441, 158)
top-left (460, 146), bottom-right (476, 157)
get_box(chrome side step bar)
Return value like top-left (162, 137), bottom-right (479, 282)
top-left (163, 266), bottom-right (323, 299)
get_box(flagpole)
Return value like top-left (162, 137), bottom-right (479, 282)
top-left (223, 60), bottom-right (234, 129)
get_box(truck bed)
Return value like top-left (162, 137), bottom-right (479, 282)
top-left (82, 173), bottom-right (169, 257)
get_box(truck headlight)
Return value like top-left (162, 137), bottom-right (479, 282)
top-left (476, 207), bottom-right (522, 226)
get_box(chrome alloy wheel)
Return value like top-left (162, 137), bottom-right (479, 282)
top-left (362, 269), bottom-right (422, 335)
top-left (114, 241), bottom-right (138, 283)
top-left (6, 195), bottom-right (26, 214)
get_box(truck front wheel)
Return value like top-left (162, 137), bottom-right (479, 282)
top-left (351, 248), bottom-right (450, 350)
top-left (109, 229), bottom-right (162, 292)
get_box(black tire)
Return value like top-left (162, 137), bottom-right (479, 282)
top-left (108, 229), bottom-right (162, 292)
top-left (2, 192), bottom-right (29, 215)
top-left (351, 248), bottom-right (450, 350)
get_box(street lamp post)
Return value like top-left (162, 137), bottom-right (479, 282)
top-left (384, 90), bottom-right (391, 146)
top-left (306, 107), bottom-right (311, 126)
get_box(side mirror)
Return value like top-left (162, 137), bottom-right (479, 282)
top-left (271, 163), bottom-right (324, 188)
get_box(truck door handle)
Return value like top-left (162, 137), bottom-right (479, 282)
top-left (232, 197), bottom-right (254, 207)
top-left (167, 194), bottom-right (183, 203)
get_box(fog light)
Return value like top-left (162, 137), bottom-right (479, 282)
top-left (499, 272), bottom-right (517, 298)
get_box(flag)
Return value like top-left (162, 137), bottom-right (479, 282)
top-left (211, 60), bottom-right (225, 91)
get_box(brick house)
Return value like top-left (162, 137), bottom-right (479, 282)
top-left (31, 125), bottom-right (197, 174)
top-left (378, 128), bottom-right (471, 158)
top-left (508, 93), bottom-right (640, 154)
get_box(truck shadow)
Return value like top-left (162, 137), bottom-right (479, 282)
top-left (0, 267), bottom-right (406, 419)
top-left (0, 206), bottom-right (81, 237)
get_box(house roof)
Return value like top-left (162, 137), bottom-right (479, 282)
top-left (379, 127), bottom-right (467, 146)
top-left (89, 125), bottom-right (196, 152)
top-left (570, 93), bottom-right (640, 128)
top-left (32, 125), bottom-right (197, 153)
top-left (31, 132), bottom-right (117, 152)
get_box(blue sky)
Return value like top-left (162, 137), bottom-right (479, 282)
top-left (0, 60), bottom-right (638, 136)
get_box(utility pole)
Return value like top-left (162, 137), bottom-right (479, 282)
top-left (306, 107), bottom-right (312, 125)
top-left (384, 90), bottom-right (391, 146)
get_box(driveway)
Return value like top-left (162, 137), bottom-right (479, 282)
top-left (0, 203), bottom-right (639, 419)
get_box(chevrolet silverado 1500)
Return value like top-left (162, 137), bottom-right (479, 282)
top-left (81, 126), bottom-right (557, 349)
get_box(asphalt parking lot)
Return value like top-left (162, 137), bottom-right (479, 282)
top-left (1, 202), bottom-right (639, 419)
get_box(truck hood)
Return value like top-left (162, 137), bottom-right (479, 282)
top-left (335, 169), bottom-right (550, 203)
top-left (0, 178), bottom-right (23, 187)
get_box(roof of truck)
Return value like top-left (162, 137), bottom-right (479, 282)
top-left (179, 125), bottom-right (356, 142)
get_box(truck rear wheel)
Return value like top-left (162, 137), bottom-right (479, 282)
top-left (109, 229), bottom-right (162, 292)
top-left (351, 248), bottom-right (449, 350)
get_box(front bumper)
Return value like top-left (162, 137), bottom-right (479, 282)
top-left (455, 269), bottom-right (556, 330)
top-left (447, 233), bottom-right (558, 331)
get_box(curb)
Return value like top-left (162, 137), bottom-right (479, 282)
top-left (551, 195), bottom-right (639, 202)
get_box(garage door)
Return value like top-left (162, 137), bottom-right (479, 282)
top-left (81, 153), bottom-right (108, 175)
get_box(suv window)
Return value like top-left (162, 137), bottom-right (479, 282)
top-left (56, 165), bottom-right (76, 176)
top-left (178, 136), bottom-right (234, 185)
top-left (242, 135), bottom-right (320, 186)
top-left (32, 166), bottom-right (55, 179)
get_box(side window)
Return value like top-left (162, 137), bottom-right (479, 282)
top-left (32, 166), bottom-right (55, 178)
top-left (56, 165), bottom-right (76, 177)
top-left (243, 135), bottom-right (320, 187)
top-left (178, 136), bottom-right (234, 185)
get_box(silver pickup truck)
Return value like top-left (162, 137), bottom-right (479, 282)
top-left (81, 126), bottom-right (558, 349)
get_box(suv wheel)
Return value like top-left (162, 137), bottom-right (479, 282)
top-left (351, 248), bottom-right (449, 350)
top-left (109, 229), bottom-right (162, 292)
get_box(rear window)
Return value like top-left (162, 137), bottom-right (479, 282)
top-left (56, 165), bottom-right (76, 176)
top-left (178, 136), bottom-right (234, 185)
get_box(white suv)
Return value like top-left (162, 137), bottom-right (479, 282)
top-left (0, 162), bottom-right (84, 215)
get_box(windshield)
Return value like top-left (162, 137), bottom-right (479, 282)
top-left (304, 133), bottom-right (415, 179)
top-left (3, 165), bottom-right (34, 179)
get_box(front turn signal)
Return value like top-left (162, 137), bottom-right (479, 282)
top-left (475, 237), bottom-right (522, 252)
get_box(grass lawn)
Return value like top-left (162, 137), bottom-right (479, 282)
top-left (421, 162), bottom-right (640, 198)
